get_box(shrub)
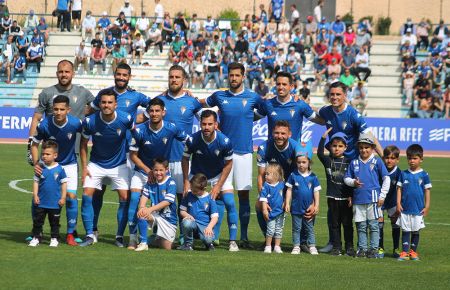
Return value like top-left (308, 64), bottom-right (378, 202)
top-left (377, 16), bottom-right (392, 35)
top-left (341, 13), bottom-right (354, 26)
top-left (217, 8), bottom-right (240, 32)
top-left (358, 16), bottom-right (373, 25)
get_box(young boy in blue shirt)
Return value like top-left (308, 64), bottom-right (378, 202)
top-left (396, 144), bottom-right (431, 261)
top-left (344, 134), bottom-right (390, 258)
top-left (179, 173), bottom-right (218, 251)
top-left (29, 140), bottom-right (67, 247)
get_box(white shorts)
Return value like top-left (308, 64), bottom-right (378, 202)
top-left (62, 163), bottom-right (78, 193)
top-left (83, 162), bottom-right (130, 190)
top-left (396, 214), bottom-right (425, 232)
top-left (189, 172), bottom-right (234, 192)
top-left (149, 213), bottom-right (177, 242)
top-left (385, 206), bottom-right (397, 218)
top-left (353, 203), bottom-right (380, 223)
top-left (229, 153), bottom-right (253, 191)
top-left (169, 161), bottom-right (183, 194)
top-left (130, 170), bottom-right (148, 190)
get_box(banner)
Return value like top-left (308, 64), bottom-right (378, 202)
top-left (1, 107), bottom-right (449, 152)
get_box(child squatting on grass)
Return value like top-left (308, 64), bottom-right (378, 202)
top-left (29, 140), bottom-right (67, 247)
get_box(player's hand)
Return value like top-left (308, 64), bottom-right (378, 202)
top-left (33, 196), bottom-right (40, 205)
top-left (377, 198), bottom-right (385, 207)
top-left (396, 204), bottom-right (403, 215)
top-left (284, 204), bottom-right (290, 213)
top-left (304, 204), bottom-right (315, 219)
top-left (262, 210), bottom-right (269, 222)
top-left (354, 178), bottom-right (364, 188)
top-left (27, 137), bottom-right (34, 166)
top-left (183, 180), bottom-right (191, 197)
top-left (81, 167), bottom-right (91, 184)
top-left (34, 163), bottom-right (43, 177)
top-left (58, 198), bottom-right (66, 206)
top-left (210, 184), bottom-right (220, 200)
top-left (348, 197), bottom-right (352, 207)
top-left (420, 207), bottom-right (429, 217)
top-left (322, 127), bottom-right (333, 139)
top-left (204, 226), bottom-right (214, 237)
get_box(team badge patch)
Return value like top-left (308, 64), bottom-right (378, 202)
top-left (242, 99), bottom-right (247, 107)
top-left (54, 172), bottom-right (59, 181)
top-left (130, 138), bottom-right (136, 145)
top-left (67, 133), bottom-right (72, 140)
top-left (370, 163), bottom-right (375, 171)
top-left (162, 137), bottom-right (168, 144)
top-left (418, 178), bottom-right (423, 185)
top-left (308, 182), bottom-right (312, 189)
top-left (125, 100), bottom-right (130, 107)
top-left (116, 129), bottom-right (122, 136)
top-left (279, 190), bottom-right (283, 196)
top-left (342, 121), bottom-right (347, 130)
top-left (72, 96), bottom-right (78, 103)
top-left (204, 202), bottom-right (209, 210)
top-left (180, 106), bottom-right (186, 114)
top-left (290, 109), bottom-right (295, 117)
top-left (214, 149), bottom-right (220, 156)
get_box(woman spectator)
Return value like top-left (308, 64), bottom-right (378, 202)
top-left (317, 28), bottom-right (330, 46)
top-left (0, 12), bottom-right (11, 37)
top-left (278, 17), bottom-right (291, 43)
top-left (327, 57), bottom-right (341, 77)
top-left (266, 17), bottom-right (277, 35)
top-left (162, 12), bottom-right (173, 44)
top-left (403, 71), bottom-right (415, 106)
top-left (416, 19), bottom-right (430, 50)
top-left (343, 26), bottom-right (356, 48)
top-left (241, 14), bottom-right (252, 31)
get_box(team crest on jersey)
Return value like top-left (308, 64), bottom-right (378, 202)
top-left (125, 100), bottom-right (130, 107)
top-left (224, 138), bottom-right (229, 143)
top-left (180, 106), bottom-right (186, 114)
top-left (49, 136), bottom-right (56, 140)
top-left (214, 149), bottom-right (220, 156)
top-left (130, 138), bottom-right (136, 145)
top-left (370, 163), bottom-right (375, 171)
top-left (242, 99), bottom-right (247, 107)
top-left (290, 109), bottom-right (295, 117)
top-left (72, 96), bottom-right (78, 103)
top-left (162, 137), bottom-right (168, 144)
top-left (256, 154), bottom-right (262, 162)
top-left (67, 133), bottom-right (72, 140)
top-left (354, 166), bottom-right (359, 173)
top-left (53, 172), bottom-right (59, 181)
top-left (279, 190), bottom-right (283, 196)
top-left (116, 129), bottom-right (122, 136)
top-left (308, 182), bottom-right (312, 189)
top-left (204, 202), bottom-right (209, 210)
top-left (342, 121), bottom-right (347, 130)
top-left (287, 158), bottom-right (292, 165)
top-left (295, 182), bottom-right (299, 186)
top-left (418, 178), bottom-right (423, 185)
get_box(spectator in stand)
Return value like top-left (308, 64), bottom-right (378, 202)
top-left (234, 33), bottom-right (249, 59)
top-left (414, 80), bottom-right (432, 116)
top-left (286, 54), bottom-right (302, 88)
top-left (0, 0), bottom-right (8, 19)
top-left (71, 0), bottom-right (82, 31)
top-left (416, 19), bottom-right (431, 50)
top-left (269, 0), bottom-right (284, 26)
top-left (31, 29), bottom-right (45, 48)
top-left (9, 20), bottom-right (21, 40)
top-left (82, 10), bottom-right (96, 41)
top-left (131, 33), bottom-right (145, 65)
top-left (145, 24), bottom-right (163, 54)
top-left (169, 34), bottom-right (184, 62)
top-left (203, 15), bottom-right (217, 39)
top-left (0, 13), bottom-right (11, 37)
top-left (417, 59), bottom-right (433, 87)
top-left (109, 21), bottom-right (122, 41)
top-left (324, 47), bottom-right (342, 66)
top-left (263, 45), bottom-right (276, 79)
top-left (314, 57), bottom-right (327, 88)
top-left (104, 31), bottom-right (118, 57)
top-left (312, 38), bottom-right (328, 67)
top-left (350, 81), bottom-right (368, 115)
top-left (401, 28), bottom-right (417, 52)
top-left (400, 18), bottom-right (416, 35)
top-left (341, 46), bottom-right (356, 75)
top-left (97, 11), bottom-right (111, 36)
top-left (192, 53), bottom-right (204, 88)
top-left (188, 13), bottom-right (201, 41)
top-left (305, 15), bottom-right (318, 47)
top-left (174, 12), bottom-right (189, 41)
top-left (111, 43), bottom-right (127, 72)
top-left (443, 86), bottom-right (450, 119)
top-left (330, 15), bottom-right (346, 45)
top-left (355, 27), bottom-right (371, 52)
top-left (26, 39), bottom-right (43, 73)
top-left (266, 17), bottom-right (277, 36)
top-left (239, 14), bottom-right (251, 31)
top-left (73, 41), bottom-right (89, 74)
top-left (210, 35), bottom-right (223, 56)
top-left (441, 30), bottom-right (450, 50)
top-left (37, 18), bottom-right (49, 46)
top-left (343, 26), bottom-right (356, 48)
top-left (428, 40), bottom-right (443, 55)
top-left (56, 0), bottom-right (71, 32)
top-left (354, 47), bottom-right (371, 82)
top-left (430, 52), bottom-right (444, 83)
top-left (221, 25), bottom-right (237, 43)
top-left (91, 32), bottom-right (103, 48)
top-left (0, 50), bottom-right (11, 83)
top-left (289, 36), bottom-right (306, 67)
top-left (314, 0), bottom-right (324, 24)
top-left (279, 17), bottom-right (291, 42)
top-left (154, 0), bottom-right (164, 26)
top-left (194, 34), bottom-right (208, 54)
top-left (400, 40), bottom-right (415, 57)
top-left (202, 51), bottom-right (221, 89)
top-left (119, 0), bottom-right (134, 26)
top-left (136, 12), bottom-right (150, 37)
top-left (357, 18), bottom-right (372, 36)
top-left (16, 31), bottom-right (29, 56)
top-left (290, 4), bottom-right (300, 30)
top-left (274, 47), bottom-right (286, 74)
top-left (219, 53), bottom-right (232, 86)
top-left (433, 20), bottom-right (448, 42)
top-left (23, 10), bottom-right (39, 35)
top-left (11, 52), bottom-right (27, 83)
top-left (339, 68), bottom-right (356, 89)
top-left (89, 42), bottom-right (106, 74)
top-left (247, 55), bottom-right (263, 89)
top-left (255, 79), bottom-right (269, 98)
top-left (327, 58), bottom-right (341, 77)
top-left (162, 12), bottom-right (174, 44)
top-left (318, 27), bottom-right (331, 47)
top-left (2, 35), bottom-right (17, 64)
top-left (403, 71), bottom-right (415, 106)
top-left (259, 4), bottom-right (269, 29)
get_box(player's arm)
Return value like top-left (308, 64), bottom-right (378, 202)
top-left (284, 187), bottom-right (292, 213)
top-left (257, 166), bottom-right (266, 193)
top-left (27, 112), bottom-right (43, 165)
top-left (32, 179), bottom-right (40, 205)
top-left (149, 201), bottom-right (171, 214)
top-left (396, 186), bottom-right (403, 214)
top-left (422, 188), bottom-right (431, 216)
top-left (378, 174), bottom-right (390, 207)
top-left (205, 202), bottom-right (219, 237)
top-left (135, 112), bottom-right (148, 124)
top-left (59, 182), bottom-right (67, 206)
top-left (313, 190), bottom-right (320, 216)
top-left (129, 150), bottom-right (151, 175)
top-left (181, 155), bottom-right (191, 196)
top-left (137, 194), bottom-right (151, 219)
top-left (317, 127), bottom-right (332, 164)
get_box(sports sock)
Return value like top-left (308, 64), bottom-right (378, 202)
top-left (213, 199), bottom-right (225, 240)
top-left (127, 191), bottom-right (141, 235)
top-left (92, 191), bottom-right (104, 231)
top-left (378, 221), bottom-right (384, 249)
top-left (223, 193), bottom-right (238, 241)
top-left (392, 224), bottom-right (401, 249)
top-left (411, 231), bottom-right (420, 252)
top-left (66, 197), bottom-right (78, 234)
top-left (239, 199), bottom-right (250, 241)
top-left (137, 218), bottom-right (148, 243)
top-left (327, 208), bottom-right (332, 244)
top-left (81, 195), bottom-right (94, 235)
top-left (116, 200), bottom-right (129, 237)
top-left (256, 210), bottom-right (267, 237)
top-left (402, 231), bottom-right (411, 252)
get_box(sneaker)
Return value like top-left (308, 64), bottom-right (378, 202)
top-left (28, 237), bottom-right (40, 247)
top-left (127, 234), bottom-right (138, 250)
top-left (240, 240), bottom-right (254, 249)
top-left (263, 246), bottom-right (272, 253)
top-left (207, 243), bottom-right (215, 251)
top-left (273, 246), bottom-right (283, 254)
top-left (346, 247), bottom-right (356, 257)
top-left (367, 248), bottom-right (378, 259)
top-left (392, 248), bottom-right (401, 258)
top-left (319, 242), bottom-right (333, 253)
top-left (79, 236), bottom-right (96, 247)
top-left (25, 236), bottom-right (33, 242)
top-left (229, 241), bottom-right (239, 252)
top-left (356, 249), bottom-right (367, 258)
top-left (115, 237), bottom-right (125, 248)
top-left (73, 230), bottom-right (83, 243)
top-left (309, 246), bottom-right (319, 255)
top-left (135, 243), bottom-right (149, 252)
top-left (93, 230), bottom-right (99, 241)
top-left (179, 243), bottom-right (193, 251)
top-left (291, 246), bottom-right (301, 255)
top-left (66, 234), bottom-right (78, 246)
top-left (378, 248), bottom-right (385, 259)
top-left (398, 251), bottom-right (410, 261)
top-left (213, 239), bottom-right (220, 247)
top-left (409, 250), bottom-right (420, 261)
top-left (49, 238), bottom-right (59, 247)
top-left (300, 244), bottom-right (310, 253)
top-left (330, 248), bottom-right (342, 256)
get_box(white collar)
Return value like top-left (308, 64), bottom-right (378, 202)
top-left (408, 168), bottom-right (423, 174)
top-left (276, 96), bottom-right (293, 105)
top-left (229, 87), bottom-right (245, 96)
top-left (157, 176), bottom-right (170, 185)
top-left (201, 131), bottom-right (217, 145)
top-left (100, 111), bottom-right (117, 124)
top-left (52, 116), bottom-right (68, 128)
top-left (358, 153), bottom-right (375, 164)
top-left (148, 120), bottom-right (164, 133)
top-left (388, 166), bottom-right (398, 175)
top-left (298, 170), bottom-right (311, 177)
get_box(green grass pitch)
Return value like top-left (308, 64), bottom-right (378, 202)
top-left (1, 144), bottom-right (449, 289)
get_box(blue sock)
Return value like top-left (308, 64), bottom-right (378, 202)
top-left (92, 191), bottom-right (104, 231)
top-left (66, 197), bottom-right (78, 234)
top-left (411, 231), bottom-right (420, 252)
top-left (137, 218), bottom-right (148, 243)
top-left (116, 200), bottom-right (128, 237)
top-left (239, 199), bottom-right (250, 241)
top-left (402, 231), bottom-right (411, 252)
top-left (214, 199), bottom-right (225, 240)
top-left (128, 191), bottom-right (141, 235)
top-left (81, 195), bottom-right (94, 235)
top-left (223, 193), bottom-right (238, 241)
top-left (256, 210), bottom-right (267, 237)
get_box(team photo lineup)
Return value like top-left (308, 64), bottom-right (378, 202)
top-left (26, 58), bottom-right (431, 261)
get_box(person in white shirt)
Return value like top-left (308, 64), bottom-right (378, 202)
top-left (290, 4), bottom-right (300, 28)
top-left (136, 11), bottom-right (150, 36)
top-left (132, 33), bottom-right (145, 65)
top-left (314, 0), bottom-right (324, 23)
top-left (120, 0), bottom-right (134, 25)
top-left (23, 10), bottom-right (39, 34)
top-left (71, 0), bottom-right (82, 30)
top-left (81, 10), bottom-right (96, 41)
top-left (188, 13), bottom-right (201, 41)
top-left (146, 24), bottom-right (163, 54)
top-left (354, 47), bottom-right (371, 82)
top-left (74, 41), bottom-right (89, 73)
top-left (401, 28), bottom-right (418, 48)
top-left (154, 0), bottom-right (164, 25)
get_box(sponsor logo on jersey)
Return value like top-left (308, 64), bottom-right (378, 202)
top-left (67, 133), bottom-right (72, 140)
top-left (180, 106), bottom-right (186, 114)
